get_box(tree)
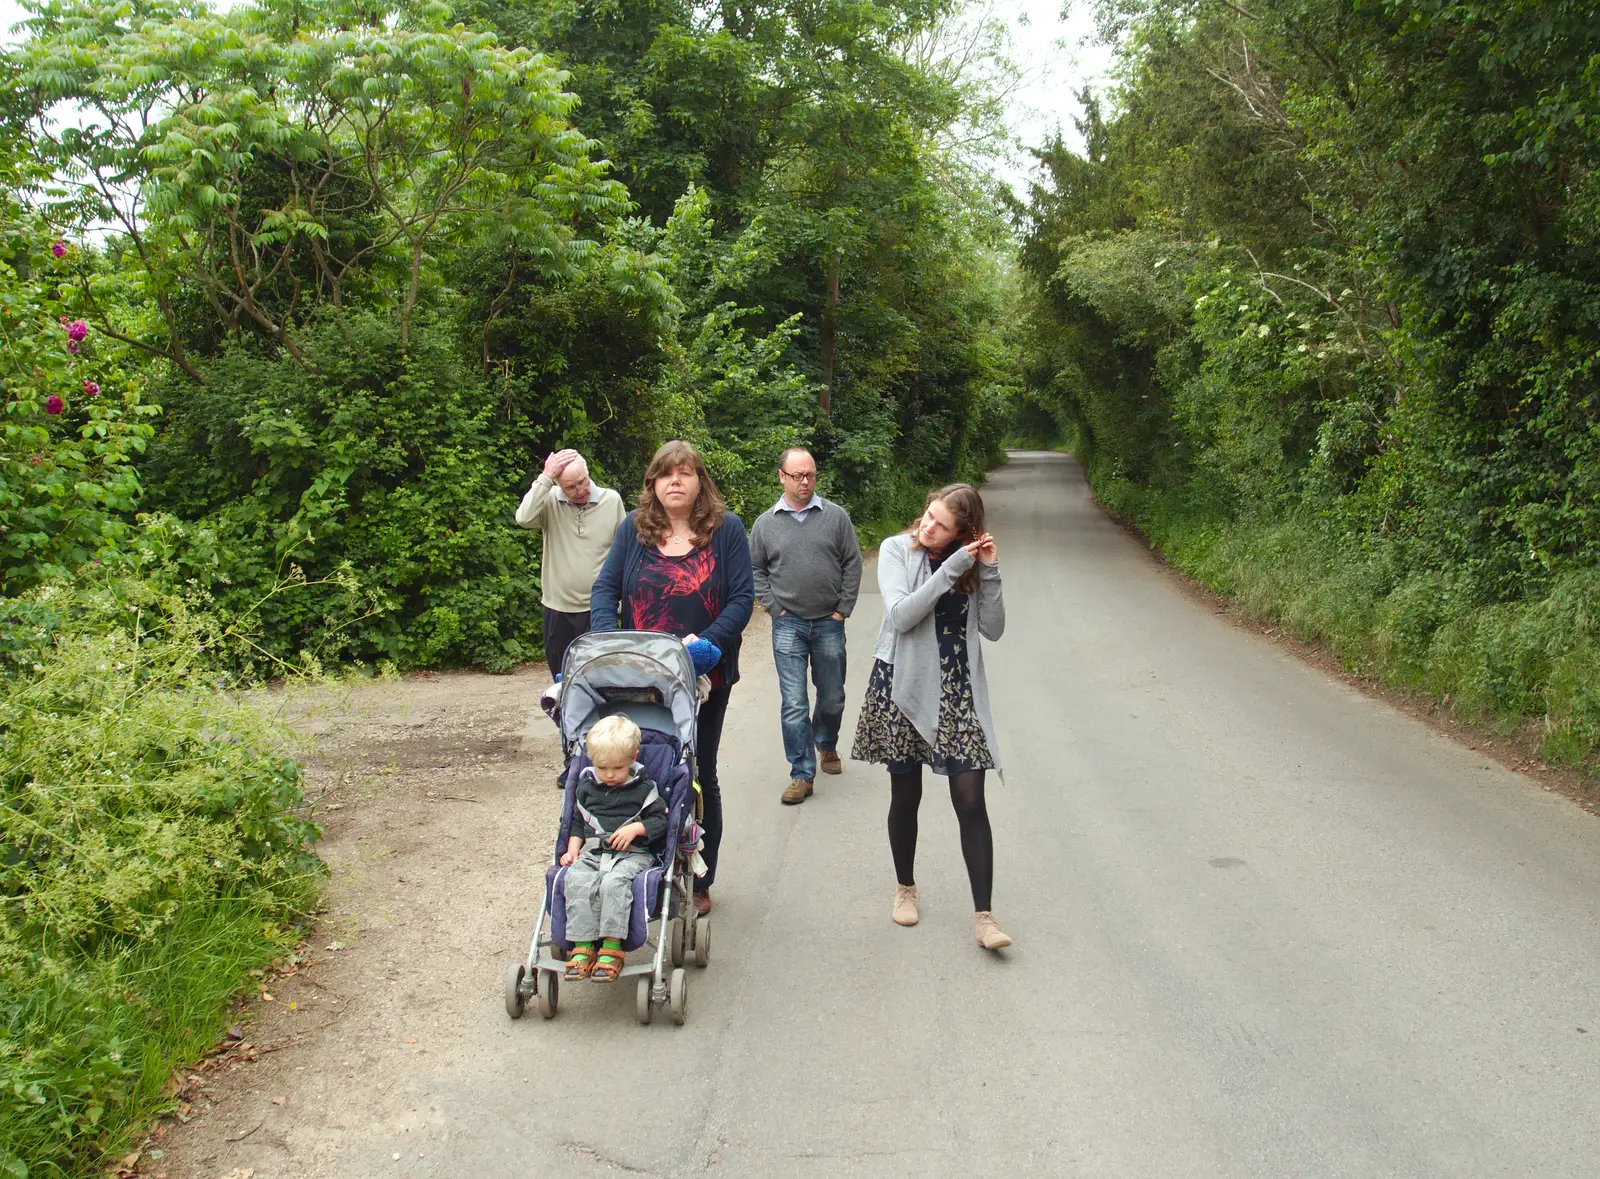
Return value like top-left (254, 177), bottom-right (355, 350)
top-left (18, 0), bottom-right (632, 361)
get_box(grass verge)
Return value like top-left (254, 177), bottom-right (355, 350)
top-left (1, 576), bottom-right (322, 1178)
top-left (1, 902), bottom-right (307, 1177)
top-left (1093, 474), bottom-right (1600, 780)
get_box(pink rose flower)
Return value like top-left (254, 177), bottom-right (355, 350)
top-left (66, 320), bottom-right (88, 342)
top-left (83, 379), bottom-right (99, 396)
top-left (46, 395), bottom-right (64, 415)
top-left (52, 241), bottom-right (66, 258)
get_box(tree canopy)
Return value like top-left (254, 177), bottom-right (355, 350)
top-left (1016, 0), bottom-right (1600, 763)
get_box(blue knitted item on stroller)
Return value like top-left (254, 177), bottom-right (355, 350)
top-left (506, 631), bottom-right (710, 1025)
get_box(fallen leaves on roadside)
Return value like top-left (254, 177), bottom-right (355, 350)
top-left (121, 942), bottom-right (320, 1174)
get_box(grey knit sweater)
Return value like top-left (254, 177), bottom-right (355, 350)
top-left (870, 535), bottom-right (1005, 774)
top-left (749, 496), bottom-right (863, 620)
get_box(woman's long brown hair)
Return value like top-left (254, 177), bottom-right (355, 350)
top-left (634, 440), bottom-right (727, 547)
top-left (908, 483), bottom-right (985, 593)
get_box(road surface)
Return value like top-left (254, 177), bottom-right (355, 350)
top-left (166, 450), bottom-right (1600, 1178)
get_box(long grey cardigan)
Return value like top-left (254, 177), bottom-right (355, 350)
top-left (871, 534), bottom-right (1006, 774)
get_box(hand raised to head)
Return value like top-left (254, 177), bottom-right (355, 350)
top-left (542, 449), bottom-right (579, 480)
top-left (966, 533), bottom-right (998, 564)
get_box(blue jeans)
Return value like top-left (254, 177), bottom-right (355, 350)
top-left (772, 614), bottom-right (847, 783)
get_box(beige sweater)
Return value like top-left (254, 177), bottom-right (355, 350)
top-left (514, 476), bottom-right (626, 612)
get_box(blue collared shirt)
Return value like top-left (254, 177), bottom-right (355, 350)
top-left (772, 493), bottom-right (821, 523)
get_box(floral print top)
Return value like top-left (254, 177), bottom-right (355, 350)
top-left (629, 546), bottom-right (727, 686)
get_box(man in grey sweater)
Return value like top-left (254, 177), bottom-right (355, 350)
top-left (749, 447), bottom-right (863, 804)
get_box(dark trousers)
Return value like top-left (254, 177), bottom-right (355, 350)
top-left (694, 685), bottom-right (732, 893)
top-left (545, 608), bottom-right (591, 788)
top-left (543, 607), bottom-right (591, 680)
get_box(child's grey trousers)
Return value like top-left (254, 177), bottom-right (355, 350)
top-left (563, 849), bottom-right (654, 942)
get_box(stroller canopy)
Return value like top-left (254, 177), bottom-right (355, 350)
top-left (559, 630), bottom-right (699, 753)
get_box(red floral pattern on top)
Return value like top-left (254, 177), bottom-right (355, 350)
top-left (629, 547), bottom-right (725, 685)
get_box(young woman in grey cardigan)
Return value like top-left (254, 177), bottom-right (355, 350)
top-left (850, 484), bottom-right (1011, 950)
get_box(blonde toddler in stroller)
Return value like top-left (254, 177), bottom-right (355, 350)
top-left (558, 715), bottom-right (667, 982)
top-left (506, 629), bottom-right (715, 1025)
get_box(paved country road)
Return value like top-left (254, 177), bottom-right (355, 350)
top-left (163, 450), bottom-right (1600, 1178)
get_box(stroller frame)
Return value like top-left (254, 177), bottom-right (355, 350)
top-left (505, 631), bottom-right (710, 1026)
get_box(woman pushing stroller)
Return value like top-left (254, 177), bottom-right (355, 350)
top-left (852, 483), bottom-right (1012, 951)
top-left (589, 441), bottom-right (755, 918)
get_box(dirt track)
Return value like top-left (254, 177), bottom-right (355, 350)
top-left (147, 665), bottom-right (569, 1177)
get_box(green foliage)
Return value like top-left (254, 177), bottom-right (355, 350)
top-left (20, 0), bottom-right (632, 362)
top-left (1106, 501), bottom-right (1600, 771)
top-left (458, 218), bottom-right (682, 494)
top-left (647, 187), bottom-right (817, 517)
top-left (465, 0), bottom-right (1023, 525)
top-left (0, 574), bottom-right (320, 1176)
top-left (8, 0), bottom-right (1025, 669)
top-left (0, 207), bottom-right (157, 595)
top-left (1019, 0), bottom-right (1600, 767)
top-left (142, 311), bottom-right (544, 671)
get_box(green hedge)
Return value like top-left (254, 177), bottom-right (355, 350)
top-left (1096, 475), bottom-right (1600, 772)
top-left (0, 576), bottom-right (321, 1177)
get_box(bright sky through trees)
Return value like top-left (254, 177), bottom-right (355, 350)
top-left (0, 0), bottom-right (1111, 190)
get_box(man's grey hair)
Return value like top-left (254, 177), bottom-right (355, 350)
top-left (777, 446), bottom-right (814, 475)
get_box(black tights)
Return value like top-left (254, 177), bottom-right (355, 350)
top-left (887, 768), bottom-right (993, 911)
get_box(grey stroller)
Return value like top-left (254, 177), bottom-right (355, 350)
top-left (504, 631), bottom-right (709, 1025)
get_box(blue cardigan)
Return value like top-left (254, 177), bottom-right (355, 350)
top-left (589, 509), bottom-right (755, 687)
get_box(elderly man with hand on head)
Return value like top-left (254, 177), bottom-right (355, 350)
top-left (516, 449), bottom-right (626, 687)
top-left (750, 446), bottom-right (862, 805)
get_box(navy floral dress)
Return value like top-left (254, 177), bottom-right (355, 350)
top-left (851, 551), bottom-right (994, 774)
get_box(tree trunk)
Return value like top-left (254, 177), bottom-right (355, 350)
top-left (821, 250), bottom-right (840, 417)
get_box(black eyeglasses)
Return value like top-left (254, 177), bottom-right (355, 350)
top-left (780, 469), bottom-right (817, 481)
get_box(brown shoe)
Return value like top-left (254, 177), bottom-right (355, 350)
top-left (975, 911), bottom-right (1012, 950)
top-left (818, 749), bottom-right (843, 775)
top-left (781, 778), bottom-right (814, 805)
top-left (892, 885), bottom-right (919, 927)
top-left (693, 891), bottom-right (712, 916)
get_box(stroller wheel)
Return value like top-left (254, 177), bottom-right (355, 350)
top-left (504, 963), bottom-right (526, 1019)
top-left (635, 976), bottom-right (653, 1025)
top-left (536, 969), bottom-right (560, 1019)
top-left (668, 967), bottom-right (689, 1025)
top-left (669, 917), bottom-right (687, 968)
top-left (692, 916), bottom-right (711, 967)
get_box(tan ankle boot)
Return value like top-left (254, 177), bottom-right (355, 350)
top-left (975, 911), bottom-right (1011, 950)
top-left (892, 885), bottom-right (919, 926)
